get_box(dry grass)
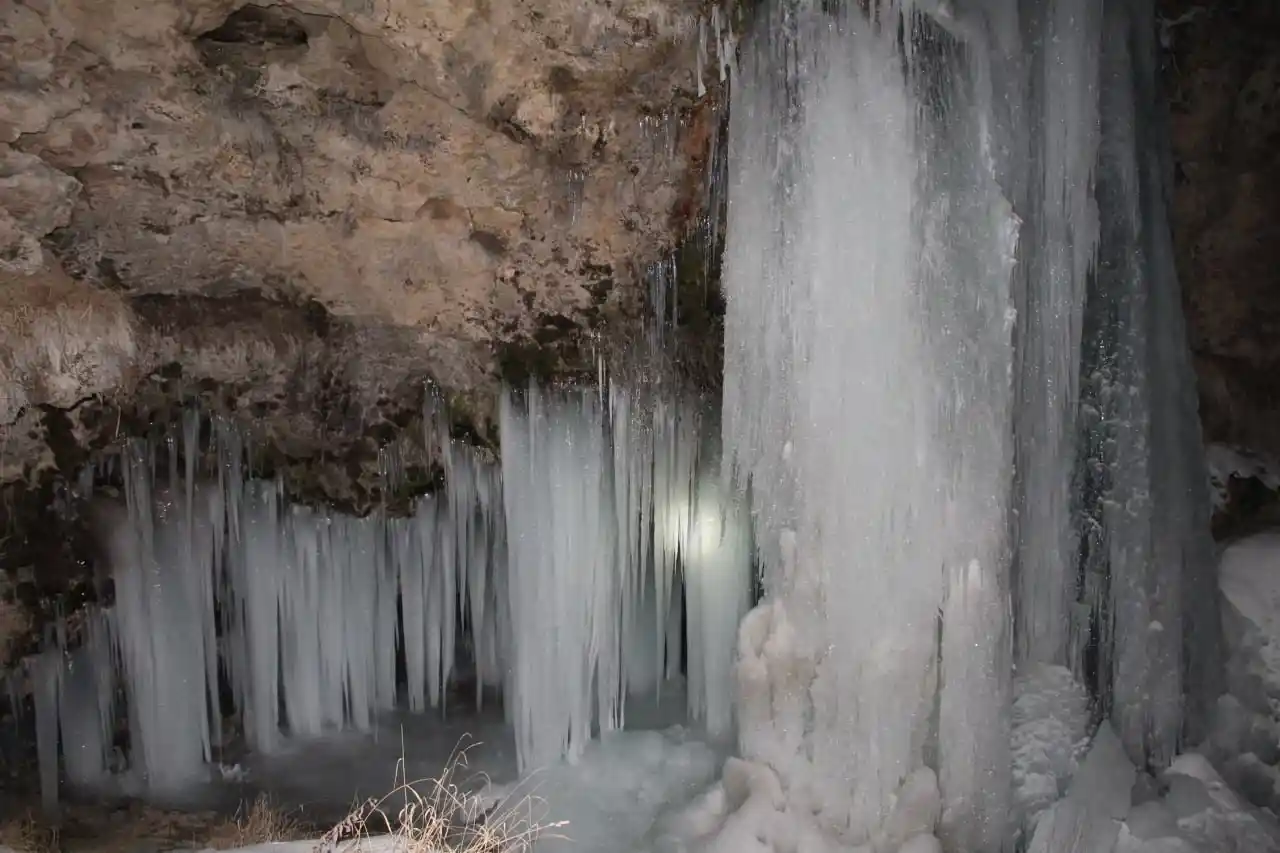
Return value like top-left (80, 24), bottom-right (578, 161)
top-left (0, 810), bottom-right (59, 853)
top-left (0, 265), bottom-right (136, 421)
top-left (320, 746), bottom-right (566, 853)
top-left (0, 795), bottom-right (309, 853)
top-left (0, 749), bottom-right (552, 853)
top-left (204, 795), bottom-right (311, 850)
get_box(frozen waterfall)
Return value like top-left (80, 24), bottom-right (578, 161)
top-left (10, 0), bottom-right (1223, 849)
top-left (714, 0), bottom-right (1218, 850)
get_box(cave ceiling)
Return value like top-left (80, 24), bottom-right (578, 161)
top-left (0, 0), bottom-right (716, 501)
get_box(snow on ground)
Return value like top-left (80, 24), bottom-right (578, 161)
top-left (1219, 533), bottom-right (1280, 722)
top-left (1127, 753), bottom-right (1280, 852)
top-left (1025, 720), bottom-right (1280, 853)
top-left (518, 727), bottom-right (720, 853)
top-left (1100, 529), bottom-right (1280, 852)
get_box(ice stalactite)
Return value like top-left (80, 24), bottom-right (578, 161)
top-left (107, 440), bottom-right (222, 796)
top-left (1011, 0), bottom-right (1105, 673)
top-left (26, 607), bottom-right (119, 810)
top-left (33, 648), bottom-right (62, 810)
top-left (58, 609), bottom-right (117, 790)
top-left (501, 385), bottom-right (617, 773)
top-left (989, 0), bottom-right (1219, 772)
top-left (59, 409), bottom-right (507, 799)
top-left (684, 456), bottom-right (752, 742)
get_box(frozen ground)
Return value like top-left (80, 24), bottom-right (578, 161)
top-left (217, 705), bottom-right (518, 827)
top-left (187, 683), bottom-right (722, 853)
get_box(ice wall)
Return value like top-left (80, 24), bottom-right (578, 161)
top-left (717, 0), bottom-right (1217, 848)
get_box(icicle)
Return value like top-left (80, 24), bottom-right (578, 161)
top-left (398, 502), bottom-right (433, 712)
top-left (32, 648), bottom-right (62, 811)
top-left (1012, 0), bottom-right (1104, 673)
top-left (226, 479), bottom-right (284, 752)
top-left (180, 410), bottom-right (224, 754)
top-left (58, 609), bottom-right (117, 791)
top-left (107, 440), bottom-right (216, 795)
top-left (373, 514), bottom-right (400, 714)
top-left (281, 505), bottom-right (327, 737)
top-left (696, 16), bottom-right (707, 98)
top-left (501, 383), bottom-right (616, 773)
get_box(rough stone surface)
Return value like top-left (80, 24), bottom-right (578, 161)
top-left (1162, 1), bottom-right (1280, 459)
top-left (0, 0), bottom-right (710, 465)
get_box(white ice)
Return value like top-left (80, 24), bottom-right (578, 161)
top-left (720, 1), bottom-right (1016, 845)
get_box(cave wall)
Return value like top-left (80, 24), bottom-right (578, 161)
top-left (1162, 1), bottom-right (1280, 461)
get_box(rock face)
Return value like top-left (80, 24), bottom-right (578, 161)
top-left (0, 0), bottom-right (710, 485)
top-left (1162, 1), bottom-right (1280, 460)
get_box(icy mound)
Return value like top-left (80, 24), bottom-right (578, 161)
top-left (527, 727), bottom-right (720, 853)
top-left (1153, 754), bottom-right (1280, 852)
top-left (1011, 664), bottom-right (1093, 834)
top-left (646, 758), bottom-right (943, 853)
top-left (1024, 723), bottom-right (1280, 853)
top-left (1219, 533), bottom-right (1280, 719)
top-left (1026, 722), bottom-right (1134, 853)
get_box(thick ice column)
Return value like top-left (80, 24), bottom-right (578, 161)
top-left (225, 479), bottom-right (285, 752)
top-left (1128, 0), bottom-right (1222, 743)
top-left (394, 503), bottom-right (435, 713)
top-left (720, 1), bottom-right (1017, 845)
top-left (32, 648), bottom-right (62, 810)
top-left (280, 506), bottom-right (328, 737)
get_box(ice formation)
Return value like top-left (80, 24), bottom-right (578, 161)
top-left (501, 382), bottom-right (752, 771)
top-left (23, 379), bottom-right (752, 803)
top-left (713, 0), bottom-right (1219, 849)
